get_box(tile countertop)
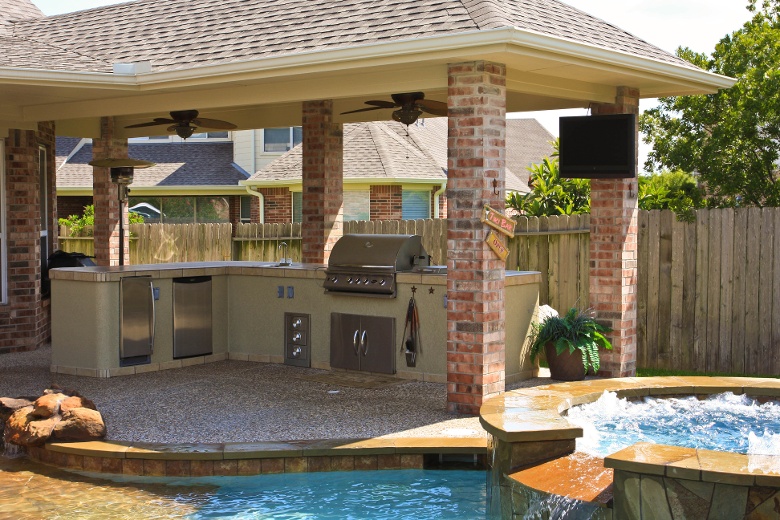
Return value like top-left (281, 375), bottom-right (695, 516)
top-left (48, 262), bottom-right (542, 286)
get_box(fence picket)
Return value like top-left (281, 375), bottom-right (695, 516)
top-left (759, 208), bottom-right (774, 376)
top-left (669, 216), bottom-right (685, 370)
top-left (657, 211), bottom-right (673, 368)
top-left (637, 211), bottom-right (649, 369)
top-left (646, 211), bottom-right (661, 369)
top-left (744, 208), bottom-right (761, 374)
top-left (718, 209), bottom-right (734, 373)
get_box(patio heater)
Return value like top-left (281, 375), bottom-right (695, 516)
top-left (88, 158), bottom-right (155, 266)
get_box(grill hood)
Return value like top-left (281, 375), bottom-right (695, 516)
top-left (328, 234), bottom-right (427, 271)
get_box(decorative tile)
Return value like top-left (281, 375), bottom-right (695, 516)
top-left (354, 455), bottom-right (378, 471)
top-left (82, 456), bottom-right (103, 472)
top-left (143, 460), bottom-right (166, 477)
top-left (101, 458), bottom-right (123, 474)
top-left (261, 458), bottom-right (285, 474)
top-left (122, 459), bottom-right (144, 475)
top-left (190, 461), bottom-right (215, 477)
top-left (165, 460), bottom-right (191, 477)
top-left (284, 457), bottom-right (307, 473)
top-left (213, 460), bottom-right (238, 476)
top-left (237, 459), bottom-right (262, 476)
top-left (330, 456), bottom-right (355, 471)
top-left (377, 454), bottom-right (401, 470)
top-left (307, 457), bottom-right (332, 472)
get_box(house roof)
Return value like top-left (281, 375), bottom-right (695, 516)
top-left (0, 0), bottom-right (734, 137)
top-left (57, 140), bottom-right (248, 191)
top-left (11, 0), bottom-right (693, 74)
top-left (506, 118), bottom-right (555, 178)
top-left (246, 117), bottom-right (540, 192)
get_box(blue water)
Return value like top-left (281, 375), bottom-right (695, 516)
top-left (172, 469), bottom-right (487, 519)
top-left (566, 391), bottom-right (780, 458)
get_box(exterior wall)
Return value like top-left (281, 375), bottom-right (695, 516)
top-left (370, 185), bottom-right (402, 220)
top-left (590, 87), bottom-right (640, 378)
top-left (0, 122), bottom-right (56, 353)
top-left (58, 195), bottom-right (92, 218)
top-left (92, 117), bottom-right (128, 266)
top-left (445, 61), bottom-right (507, 414)
top-left (261, 187), bottom-right (293, 223)
top-left (301, 100), bottom-right (343, 264)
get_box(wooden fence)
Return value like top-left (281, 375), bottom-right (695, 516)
top-left (638, 208), bottom-right (780, 376)
top-left (59, 210), bottom-right (780, 376)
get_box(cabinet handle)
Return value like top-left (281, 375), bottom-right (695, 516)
top-left (360, 330), bottom-right (369, 356)
top-left (149, 280), bottom-right (155, 354)
top-left (352, 330), bottom-right (360, 356)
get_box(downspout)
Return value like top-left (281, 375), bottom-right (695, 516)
top-left (433, 181), bottom-right (447, 218)
top-left (244, 185), bottom-right (265, 224)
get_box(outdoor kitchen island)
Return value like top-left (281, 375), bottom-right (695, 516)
top-left (49, 262), bottom-right (540, 383)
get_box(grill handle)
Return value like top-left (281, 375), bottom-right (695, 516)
top-left (352, 330), bottom-right (360, 356)
top-left (360, 330), bottom-right (369, 356)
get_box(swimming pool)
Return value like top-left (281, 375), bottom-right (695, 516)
top-left (0, 456), bottom-right (486, 519)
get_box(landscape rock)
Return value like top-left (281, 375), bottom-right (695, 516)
top-left (1, 388), bottom-right (105, 448)
top-left (52, 408), bottom-right (106, 442)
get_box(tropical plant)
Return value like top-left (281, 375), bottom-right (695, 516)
top-left (507, 139), bottom-right (591, 216)
top-left (528, 306), bottom-right (612, 375)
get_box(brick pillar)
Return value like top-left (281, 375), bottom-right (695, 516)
top-left (0, 122), bottom-right (55, 352)
top-left (92, 117), bottom-right (128, 266)
top-left (446, 61), bottom-right (507, 414)
top-left (301, 100), bottom-right (343, 264)
top-left (590, 87), bottom-right (640, 377)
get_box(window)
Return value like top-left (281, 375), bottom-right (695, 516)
top-left (402, 190), bottom-right (430, 220)
top-left (39, 146), bottom-right (49, 288)
top-left (264, 127), bottom-right (302, 153)
top-left (240, 196), bottom-right (253, 224)
top-left (129, 196), bottom-right (231, 224)
top-left (189, 131), bottom-right (230, 139)
top-left (292, 192), bottom-right (302, 224)
top-left (344, 191), bottom-right (370, 222)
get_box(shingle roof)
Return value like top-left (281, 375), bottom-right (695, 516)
top-left (7, 0), bottom-right (694, 73)
top-left (57, 140), bottom-right (248, 188)
top-left (506, 118), bottom-right (555, 189)
top-left (249, 117), bottom-right (535, 192)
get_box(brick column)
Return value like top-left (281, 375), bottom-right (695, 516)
top-left (92, 117), bottom-right (128, 266)
top-left (301, 100), bottom-right (343, 264)
top-left (446, 61), bottom-right (507, 414)
top-left (590, 87), bottom-right (640, 377)
top-left (0, 122), bottom-right (55, 352)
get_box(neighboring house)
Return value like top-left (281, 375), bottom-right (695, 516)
top-left (56, 119), bottom-right (553, 224)
top-left (242, 118), bottom-right (553, 223)
top-left (56, 134), bottom-right (249, 224)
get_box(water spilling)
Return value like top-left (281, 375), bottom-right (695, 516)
top-left (566, 391), bottom-right (780, 459)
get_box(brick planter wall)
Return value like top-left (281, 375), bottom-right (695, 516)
top-left (445, 61), bottom-right (507, 414)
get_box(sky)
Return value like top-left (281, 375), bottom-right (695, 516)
top-left (33, 0), bottom-right (755, 167)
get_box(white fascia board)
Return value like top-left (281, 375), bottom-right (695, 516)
top-left (58, 186), bottom-right (246, 196)
top-left (241, 178), bottom-right (443, 188)
top-left (0, 67), bottom-right (137, 89)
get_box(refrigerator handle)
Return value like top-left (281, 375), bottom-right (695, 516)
top-left (352, 330), bottom-right (360, 356)
top-left (360, 330), bottom-right (368, 356)
top-left (149, 280), bottom-right (156, 353)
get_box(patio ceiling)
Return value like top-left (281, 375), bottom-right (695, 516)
top-left (0, 23), bottom-right (734, 138)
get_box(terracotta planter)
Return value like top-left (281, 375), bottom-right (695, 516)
top-left (544, 342), bottom-right (587, 381)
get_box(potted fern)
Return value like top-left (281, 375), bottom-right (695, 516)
top-left (528, 306), bottom-right (612, 381)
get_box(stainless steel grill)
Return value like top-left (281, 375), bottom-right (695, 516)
top-left (324, 234), bottom-right (429, 297)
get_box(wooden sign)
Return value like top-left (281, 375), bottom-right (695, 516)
top-left (486, 230), bottom-right (510, 261)
top-left (481, 205), bottom-right (516, 237)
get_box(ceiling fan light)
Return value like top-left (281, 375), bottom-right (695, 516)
top-left (393, 109), bottom-right (422, 126)
top-left (175, 125), bottom-right (195, 139)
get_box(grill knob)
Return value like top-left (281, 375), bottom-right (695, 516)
top-left (292, 346), bottom-right (302, 358)
top-left (293, 332), bottom-right (303, 343)
top-left (292, 318), bottom-right (302, 329)
top-left (329, 275), bottom-right (338, 283)
top-left (379, 279), bottom-right (386, 286)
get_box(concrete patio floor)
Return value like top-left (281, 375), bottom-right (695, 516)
top-left (0, 346), bottom-right (549, 445)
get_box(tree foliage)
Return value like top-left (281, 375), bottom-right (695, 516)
top-left (59, 204), bottom-right (144, 237)
top-left (638, 170), bottom-right (706, 221)
top-left (641, 0), bottom-right (780, 207)
top-left (506, 140), bottom-right (591, 216)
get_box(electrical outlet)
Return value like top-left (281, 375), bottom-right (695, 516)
top-left (287, 286), bottom-right (294, 299)
top-left (277, 286), bottom-right (284, 298)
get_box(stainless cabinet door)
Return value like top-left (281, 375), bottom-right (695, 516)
top-left (173, 276), bottom-right (213, 359)
top-left (358, 315), bottom-right (395, 374)
top-left (120, 276), bottom-right (155, 359)
top-left (330, 313), bottom-right (361, 371)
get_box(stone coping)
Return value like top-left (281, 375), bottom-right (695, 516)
top-left (605, 442), bottom-right (780, 487)
top-left (49, 261), bottom-right (540, 286)
top-left (479, 376), bottom-right (780, 444)
top-left (26, 436), bottom-right (487, 477)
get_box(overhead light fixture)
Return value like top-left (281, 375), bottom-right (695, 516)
top-left (393, 109), bottom-right (422, 126)
top-left (174, 125), bottom-right (195, 139)
top-left (88, 158), bottom-right (156, 266)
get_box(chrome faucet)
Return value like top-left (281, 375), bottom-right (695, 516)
top-left (278, 242), bottom-right (291, 266)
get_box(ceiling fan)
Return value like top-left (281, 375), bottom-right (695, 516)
top-left (125, 109), bottom-right (237, 139)
top-left (341, 92), bottom-right (447, 125)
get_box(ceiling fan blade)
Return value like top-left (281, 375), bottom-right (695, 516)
top-left (391, 92), bottom-right (425, 106)
top-left (417, 99), bottom-right (448, 116)
top-left (191, 118), bottom-right (237, 130)
top-left (340, 106), bottom-right (386, 115)
top-left (363, 100), bottom-right (397, 108)
top-left (125, 118), bottom-right (175, 129)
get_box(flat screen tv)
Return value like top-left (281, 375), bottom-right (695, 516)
top-left (558, 113), bottom-right (637, 179)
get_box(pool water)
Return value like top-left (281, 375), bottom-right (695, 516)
top-left (566, 391), bottom-right (780, 458)
top-left (0, 456), bottom-right (486, 519)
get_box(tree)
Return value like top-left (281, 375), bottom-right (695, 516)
top-left (638, 170), bottom-right (706, 221)
top-left (641, 0), bottom-right (780, 207)
top-left (506, 139), bottom-right (591, 216)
